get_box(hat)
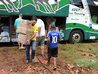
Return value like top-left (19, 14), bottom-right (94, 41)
top-left (50, 25), bottom-right (56, 29)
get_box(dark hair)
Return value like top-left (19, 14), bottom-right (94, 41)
top-left (50, 25), bottom-right (56, 29)
top-left (19, 13), bottom-right (23, 17)
top-left (37, 16), bottom-right (42, 19)
top-left (31, 16), bottom-right (37, 21)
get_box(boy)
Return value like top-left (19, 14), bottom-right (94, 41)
top-left (46, 25), bottom-right (61, 70)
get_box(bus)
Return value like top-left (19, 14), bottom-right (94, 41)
top-left (0, 0), bottom-right (98, 44)
top-left (66, 0), bottom-right (98, 43)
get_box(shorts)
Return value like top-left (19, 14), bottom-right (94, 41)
top-left (48, 47), bottom-right (58, 58)
top-left (36, 36), bottom-right (45, 47)
top-left (16, 33), bottom-right (19, 39)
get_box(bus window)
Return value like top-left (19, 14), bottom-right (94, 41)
top-left (70, 0), bottom-right (82, 4)
top-left (70, 0), bottom-right (84, 8)
top-left (92, 16), bottom-right (98, 24)
top-left (88, 0), bottom-right (98, 24)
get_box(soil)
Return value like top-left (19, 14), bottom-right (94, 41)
top-left (0, 47), bottom-right (98, 74)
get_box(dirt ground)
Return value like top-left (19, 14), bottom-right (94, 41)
top-left (0, 47), bottom-right (70, 74)
top-left (0, 42), bottom-right (98, 74)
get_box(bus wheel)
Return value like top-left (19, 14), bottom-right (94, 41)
top-left (69, 30), bottom-right (83, 44)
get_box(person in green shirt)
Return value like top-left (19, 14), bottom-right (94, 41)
top-left (14, 13), bottom-right (25, 49)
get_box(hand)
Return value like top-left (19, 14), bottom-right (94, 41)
top-left (26, 40), bottom-right (30, 45)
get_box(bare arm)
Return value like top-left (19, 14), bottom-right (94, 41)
top-left (14, 20), bottom-right (16, 29)
top-left (46, 37), bottom-right (50, 46)
top-left (29, 32), bottom-right (37, 41)
top-left (59, 38), bottom-right (61, 42)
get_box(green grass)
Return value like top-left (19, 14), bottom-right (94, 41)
top-left (58, 42), bottom-right (98, 69)
top-left (77, 48), bottom-right (96, 53)
top-left (0, 48), bottom-right (4, 51)
top-left (74, 58), bottom-right (97, 69)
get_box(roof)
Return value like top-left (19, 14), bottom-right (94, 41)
top-left (0, 0), bottom-right (70, 17)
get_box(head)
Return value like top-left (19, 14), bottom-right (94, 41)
top-left (31, 16), bottom-right (37, 26)
top-left (19, 13), bottom-right (23, 18)
top-left (37, 16), bottom-right (42, 19)
top-left (50, 25), bottom-right (56, 31)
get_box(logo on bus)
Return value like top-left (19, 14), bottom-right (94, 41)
top-left (72, 8), bottom-right (80, 11)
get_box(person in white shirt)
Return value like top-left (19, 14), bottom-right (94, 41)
top-left (36, 18), bottom-right (45, 57)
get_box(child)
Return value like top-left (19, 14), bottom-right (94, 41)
top-left (46, 25), bottom-right (61, 70)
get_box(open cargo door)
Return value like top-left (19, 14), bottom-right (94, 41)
top-left (0, 16), bottom-right (10, 42)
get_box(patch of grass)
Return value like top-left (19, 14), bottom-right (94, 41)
top-left (0, 48), bottom-right (5, 51)
top-left (66, 60), bottom-right (72, 64)
top-left (58, 42), bottom-right (98, 69)
top-left (59, 44), bottom-right (82, 64)
top-left (59, 48), bottom-right (76, 58)
top-left (74, 58), bottom-right (97, 69)
top-left (96, 53), bottom-right (98, 58)
top-left (78, 48), bottom-right (96, 53)
top-left (90, 43), bottom-right (97, 46)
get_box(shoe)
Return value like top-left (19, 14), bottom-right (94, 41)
top-left (53, 66), bottom-right (56, 70)
top-left (19, 47), bottom-right (25, 49)
top-left (26, 60), bottom-right (29, 64)
top-left (32, 59), bottom-right (35, 63)
top-left (41, 54), bottom-right (44, 57)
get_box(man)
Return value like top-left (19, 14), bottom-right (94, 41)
top-left (14, 13), bottom-right (25, 49)
top-left (46, 17), bottom-right (56, 30)
top-left (36, 18), bottom-right (45, 57)
top-left (46, 25), bottom-right (61, 70)
top-left (26, 16), bottom-right (38, 64)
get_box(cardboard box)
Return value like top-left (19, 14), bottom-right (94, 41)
top-left (17, 27), bottom-right (33, 34)
top-left (19, 20), bottom-right (32, 28)
top-left (11, 35), bottom-right (16, 38)
top-left (18, 33), bottom-right (32, 44)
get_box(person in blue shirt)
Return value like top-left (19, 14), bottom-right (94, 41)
top-left (46, 25), bottom-right (61, 70)
top-left (14, 13), bottom-right (25, 49)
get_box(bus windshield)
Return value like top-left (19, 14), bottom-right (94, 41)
top-left (71, 0), bottom-right (98, 24)
top-left (70, 0), bottom-right (98, 5)
top-left (88, 0), bottom-right (98, 24)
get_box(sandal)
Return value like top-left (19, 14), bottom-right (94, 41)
top-left (19, 47), bottom-right (25, 49)
top-left (53, 66), bottom-right (56, 70)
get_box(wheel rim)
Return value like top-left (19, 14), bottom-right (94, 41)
top-left (72, 33), bottom-right (80, 43)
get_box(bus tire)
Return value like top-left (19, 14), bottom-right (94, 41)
top-left (69, 30), bottom-right (83, 44)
